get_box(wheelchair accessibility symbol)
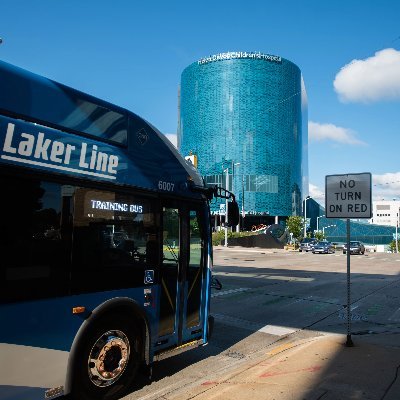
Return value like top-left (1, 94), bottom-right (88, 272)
top-left (144, 270), bottom-right (154, 284)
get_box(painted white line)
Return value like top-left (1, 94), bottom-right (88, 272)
top-left (258, 325), bottom-right (297, 336)
top-left (212, 287), bottom-right (250, 297)
top-left (213, 314), bottom-right (297, 337)
top-left (213, 272), bottom-right (314, 282)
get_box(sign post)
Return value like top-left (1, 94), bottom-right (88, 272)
top-left (325, 173), bottom-right (372, 347)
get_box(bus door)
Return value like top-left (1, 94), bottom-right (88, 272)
top-left (158, 204), bottom-right (205, 348)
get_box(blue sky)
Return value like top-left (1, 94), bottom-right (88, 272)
top-left (1, 0), bottom-right (399, 204)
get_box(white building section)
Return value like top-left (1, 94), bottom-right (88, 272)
top-left (369, 200), bottom-right (400, 227)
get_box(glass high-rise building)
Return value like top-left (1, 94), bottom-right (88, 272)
top-left (178, 51), bottom-right (308, 226)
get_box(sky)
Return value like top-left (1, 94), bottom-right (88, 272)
top-left (1, 0), bottom-right (400, 205)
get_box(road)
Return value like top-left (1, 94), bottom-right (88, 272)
top-left (123, 247), bottom-right (400, 399)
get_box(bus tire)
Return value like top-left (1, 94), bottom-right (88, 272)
top-left (70, 314), bottom-right (142, 400)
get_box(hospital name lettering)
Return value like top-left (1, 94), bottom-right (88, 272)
top-left (2, 123), bottom-right (118, 174)
top-left (198, 51), bottom-right (282, 65)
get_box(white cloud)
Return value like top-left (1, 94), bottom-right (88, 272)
top-left (334, 48), bottom-right (400, 103)
top-left (308, 121), bottom-right (366, 145)
top-left (164, 133), bottom-right (177, 147)
top-left (372, 172), bottom-right (400, 201)
top-left (309, 183), bottom-right (325, 204)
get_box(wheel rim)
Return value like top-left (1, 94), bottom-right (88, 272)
top-left (88, 330), bottom-right (130, 387)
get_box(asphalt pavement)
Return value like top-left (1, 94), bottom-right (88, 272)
top-left (181, 248), bottom-right (400, 400)
top-left (127, 247), bottom-right (400, 400)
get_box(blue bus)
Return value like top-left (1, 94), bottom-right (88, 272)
top-left (0, 61), bottom-right (238, 400)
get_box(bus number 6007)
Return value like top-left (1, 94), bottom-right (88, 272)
top-left (158, 181), bottom-right (175, 191)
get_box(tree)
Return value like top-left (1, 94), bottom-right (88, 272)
top-left (314, 231), bottom-right (325, 241)
top-left (286, 216), bottom-right (304, 243)
top-left (389, 240), bottom-right (400, 253)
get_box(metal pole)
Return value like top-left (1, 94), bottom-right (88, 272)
top-left (317, 214), bottom-right (325, 233)
top-left (232, 162), bottom-right (241, 232)
top-left (242, 175), bottom-right (245, 231)
top-left (224, 168), bottom-right (229, 247)
top-left (304, 199), bottom-right (307, 238)
top-left (396, 212), bottom-right (399, 254)
top-left (346, 218), bottom-right (353, 347)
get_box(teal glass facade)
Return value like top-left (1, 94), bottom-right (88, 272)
top-left (178, 52), bottom-right (308, 219)
top-left (319, 217), bottom-right (398, 245)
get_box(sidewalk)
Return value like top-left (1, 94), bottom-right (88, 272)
top-left (168, 334), bottom-right (400, 400)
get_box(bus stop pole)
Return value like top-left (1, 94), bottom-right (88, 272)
top-left (346, 218), bottom-right (354, 347)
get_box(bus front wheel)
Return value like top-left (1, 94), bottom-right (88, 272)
top-left (70, 315), bottom-right (141, 400)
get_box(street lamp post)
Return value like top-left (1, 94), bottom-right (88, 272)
top-left (224, 167), bottom-right (229, 247)
top-left (317, 214), bottom-right (325, 233)
top-left (303, 196), bottom-right (311, 238)
top-left (322, 224), bottom-right (336, 237)
top-left (232, 162), bottom-right (240, 232)
top-left (223, 160), bottom-right (240, 242)
top-left (241, 174), bottom-right (245, 230)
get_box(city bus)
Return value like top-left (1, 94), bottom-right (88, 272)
top-left (0, 60), bottom-right (239, 400)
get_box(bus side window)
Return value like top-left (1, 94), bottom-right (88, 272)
top-left (0, 176), bottom-right (71, 303)
top-left (71, 188), bottom-right (159, 293)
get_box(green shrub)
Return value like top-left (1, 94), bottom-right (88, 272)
top-left (389, 240), bottom-right (400, 252)
top-left (212, 230), bottom-right (255, 246)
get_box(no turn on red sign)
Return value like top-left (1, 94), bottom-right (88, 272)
top-left (325, 173), bottom-right (372, 219)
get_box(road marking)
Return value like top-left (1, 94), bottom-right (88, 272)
top-left (213, 272), bottom-right (314, 282)
top-left (259, 325), bottom-right (297, 336)
top-left (214, 313), bottom-right (298, 337)
top-left (211, 287), bottom-right (250, 297)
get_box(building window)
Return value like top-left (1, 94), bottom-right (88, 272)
top-left (204, 174), bottom-right (278, 193)
top-left (204, 174), bottom-right (232, 190)
top-left (245, 175), bottom-right (278, 193)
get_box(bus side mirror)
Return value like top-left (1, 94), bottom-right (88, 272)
top-left (227, 201), bottom-right (239, 227)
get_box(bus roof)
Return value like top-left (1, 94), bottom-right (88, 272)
top-left (0, 61), bottom-right (204, 198)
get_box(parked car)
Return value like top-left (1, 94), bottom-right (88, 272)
top-left (343, 241), bottom-right (365, 255)
top-left (299, 238), bottom-right (317, 252)
top-left (312, 241), bottom-right (335, 254)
